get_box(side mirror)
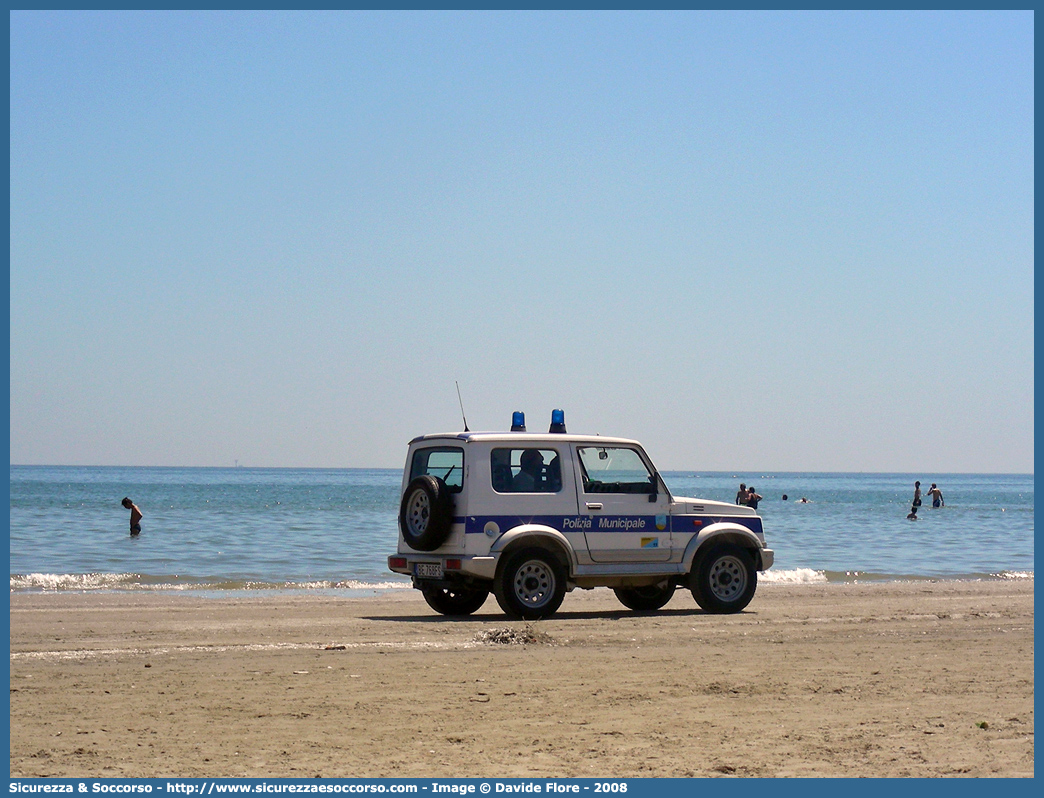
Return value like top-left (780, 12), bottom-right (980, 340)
top-left (648, 474), bottom-right (658, 502)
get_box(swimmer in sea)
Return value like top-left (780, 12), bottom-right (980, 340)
top-left (927, 484), bottom-right (944, 508)
top-left (746, 486), bottom-right (763, 510)
top-left (122, 497), bottom-right (142, 536)
top-left (907, 506), bottom-right (918, 520)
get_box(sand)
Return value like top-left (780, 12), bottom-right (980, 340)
top-left (9, 580), bottom-right (1034, 779)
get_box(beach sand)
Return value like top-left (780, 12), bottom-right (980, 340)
top-left (9, 580), bottom-right (1034, 778)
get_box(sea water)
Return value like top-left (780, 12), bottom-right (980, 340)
top-left (8, 466), bottom-right (1033, 594)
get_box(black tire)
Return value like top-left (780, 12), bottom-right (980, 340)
top-left (420, 583), bottom-right (489, 616)
top-left (689, 543), bottom-right (757, 613)
top-left (614, 583), bottom-right (676, 612)
top-left (398, 475), bottom-right (454, 551)
top-left (493, 548), bottom-right (567, 620)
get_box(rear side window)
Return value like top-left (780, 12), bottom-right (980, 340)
top-left (410, 447), bottom-right (464, 492)
top-left (491, 448), bottom-right (562, 493)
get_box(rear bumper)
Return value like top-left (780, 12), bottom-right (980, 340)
top-left (388, 554), bottom-right (498, 582)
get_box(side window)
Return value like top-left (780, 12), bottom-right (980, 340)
top-left (410, 447), bottom-right (464, 492)
top-left (577, 446), bottom-right (654, 494)
top-left (491, 448), bottom-right (562, 493)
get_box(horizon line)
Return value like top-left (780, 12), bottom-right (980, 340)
top-left (8, 463), bottom-right (1035, 477)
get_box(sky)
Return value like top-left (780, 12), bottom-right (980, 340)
top-left (9, 10), bottom-right (1034, 473)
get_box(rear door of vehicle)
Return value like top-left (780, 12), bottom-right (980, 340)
top-left (468, 444), bottom-right (583, 550)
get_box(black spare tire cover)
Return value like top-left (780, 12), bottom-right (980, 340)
top-left (398, 475), bottom-right (454, 551)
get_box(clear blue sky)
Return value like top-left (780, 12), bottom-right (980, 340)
top-left (9, 10), bottom-right (1034, 473)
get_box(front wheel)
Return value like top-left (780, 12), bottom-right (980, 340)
top-left (420, 583), bottom-right (489, 616)
top-left (494, 548), bottom-right (567, 620)
top-left (614, 583), bottom-right (676, 612)
top-left (690, 543), bottom-right (757, 613)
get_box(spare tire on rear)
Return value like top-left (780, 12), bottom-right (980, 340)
top-left (399, 475), bottom-right (454, 551)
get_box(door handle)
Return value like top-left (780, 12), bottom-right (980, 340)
top-left (585, 502), bottom-right (603, 510)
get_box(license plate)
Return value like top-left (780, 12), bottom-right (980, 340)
top-left (416, 562), bottom-right (443, 579)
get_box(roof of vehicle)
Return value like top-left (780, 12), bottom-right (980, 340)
top-left (408, 431), bottom-right (642, 447)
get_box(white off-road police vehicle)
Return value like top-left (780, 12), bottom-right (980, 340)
top-left (388, 410), bottom-right (773, 619)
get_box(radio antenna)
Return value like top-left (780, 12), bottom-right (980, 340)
top-left (455, 381), bottom-right (470, 432)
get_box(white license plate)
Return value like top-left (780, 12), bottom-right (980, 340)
top-left (416, 562), bottom-right (443, 579)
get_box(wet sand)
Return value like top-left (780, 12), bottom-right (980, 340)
top-left (9, 580), bottom-right (1034, 778)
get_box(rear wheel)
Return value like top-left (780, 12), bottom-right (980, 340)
top-left (614, 583), bottom-right (676, 612)
top-left (420, 583), bottom-right (489, 616)
top-left (494, 548), bottom-right (566, 620)
top-left (690, 543), bottom-right (757, 613)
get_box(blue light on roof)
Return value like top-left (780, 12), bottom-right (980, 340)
top-left (549, 408), bottom-right (567, 433)
top-left (511, 411), bottom-right (526, 432)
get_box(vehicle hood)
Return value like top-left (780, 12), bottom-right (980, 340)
top-left (670, 496), bottom-right (757, 516)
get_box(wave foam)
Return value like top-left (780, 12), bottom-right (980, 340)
top-left (759, 568), bottom-right (828, 584)
top-left (11, 573), bottom-right (414, 593)
top-left (994, 571), bottom-right (1033, 580)
top-left (11, 573), bottom-right (141, 591)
